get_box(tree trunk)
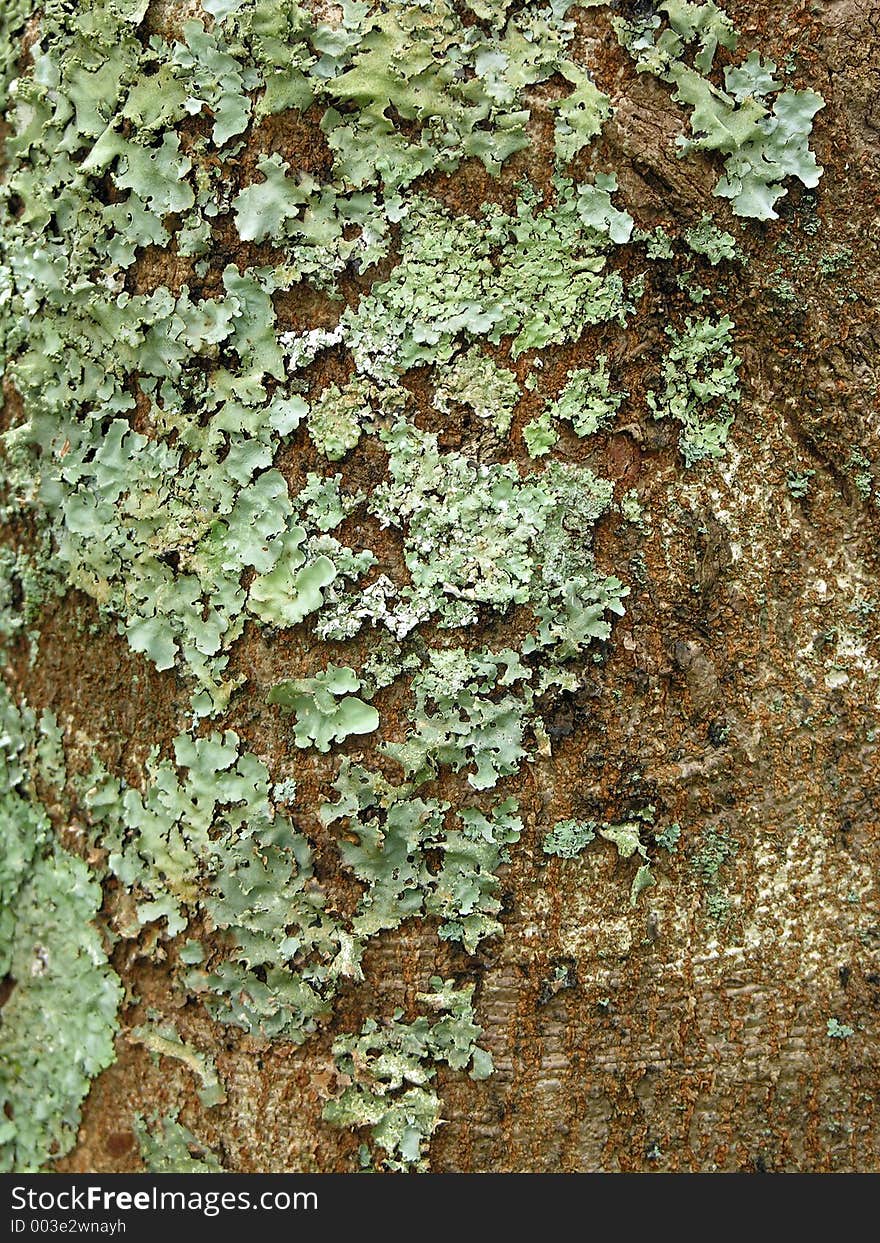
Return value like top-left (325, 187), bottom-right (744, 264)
top-left (1, 0), bottom-right (879, 1174)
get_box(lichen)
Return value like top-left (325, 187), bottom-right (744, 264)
top-left (0, 690), bottom-right (120, 1173)
top-left (647, 316), bottom-right (742, 465)
top-left (691, 826), bottom-right (739, 922)
top-left (79, 729), bottom-right (351, 1042)
top-left (134, 1110), bottom-right (224, 1174)
top-left (524, 356), bottom-right (624, 458)
top-left (322, 979), bottom-right (492, 1172)
top-left (684, 214), bottom-right (742, 264)
top-left (543, 810), bottom-right (671, 907)
top-left (322, 765), bottom-right (522, 950)
top-left (433, 347), bottom-right (520, 438)
top-left (269, 665), bottom-right (379, 752)
top-left (614, 4), bottom-right (824, 220)
top-left (543, 819), bottom-right (598, 859)
top-left (0, 0), bottom-right (825, 1172)
top-left (130, 1021), bottom-right (227, 1109)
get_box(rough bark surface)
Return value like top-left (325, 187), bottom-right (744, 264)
top-left (2, 0), bottom-right (879, 1174)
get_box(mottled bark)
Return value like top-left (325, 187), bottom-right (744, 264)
top-left (3, 0), bottom-right (880, 1174)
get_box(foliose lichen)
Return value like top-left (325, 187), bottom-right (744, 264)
top-left (0, 0), bottom-right (824, 1171)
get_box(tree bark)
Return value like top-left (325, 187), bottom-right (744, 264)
top-left (2, 0), bottom-right (879, 1174)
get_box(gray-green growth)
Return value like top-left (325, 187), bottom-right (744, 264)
top-left (0, 0), bottom-right (824, 1172)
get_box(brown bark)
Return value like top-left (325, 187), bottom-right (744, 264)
top-left (6, 0), bottom-right (878, 1172)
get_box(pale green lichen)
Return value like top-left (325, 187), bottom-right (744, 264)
top-left (525, 355), bottom-right (625, 457)
top-left (654, 821), bottom-right (682, 852)
top-left (383, 647), bottom-right (532, 790)
top-left (619, 488), bottom-right (647, 529)
top-left (600, 820), bottom-right (649, 861)
top-left (322, 761), bottom-right (522, 950)
top-left (372, 422), bottom-right (622, 638)
top-left (543, 810), bottom-right (664, 906)
top-left (629, 863), bottom-right (655, 907)
top-left (80, 728), bottom-right (352, 1042)
top-left (543, 818), bottom-right (598, 859)
top-left (691, 826), bottom-right (739, 921)
top-left (306, 377), bottom-right (375, 461)
top-left (636, 226), bottom-right (676, 261)
top-left (787, 469), bottom-right (815, 499)
top-left (322, 979), bottom-right (492, 1172)
top-left (269, 665), bottom-right (379, 752)
top-left (647, 316), bottom-right (741, 465)
top-left (130, 1021), bottom-right (227, 1109)
top-left (615, 5), bottom-right (824, 220)
top-left (0, 692), bottom-right (120, 1173)
top-left (0, 0), bottom-right (824, 1172)
top-left (685, 214), bottom-right (742, 264)
top-left (433, 347), bottom-right (520, 438)
top-left (134, 1110), bottom-right (224, 1174)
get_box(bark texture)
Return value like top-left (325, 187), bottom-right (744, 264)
top-left (2, 0), bottom-right (879, 1174)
